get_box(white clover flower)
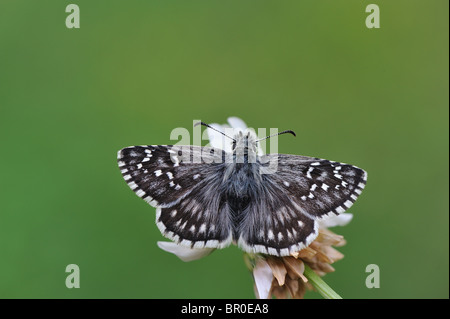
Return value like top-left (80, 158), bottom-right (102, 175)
top-left (157, 241), bottom-right (214, 262)
top-left (318, 213), bottom-right (353, 228)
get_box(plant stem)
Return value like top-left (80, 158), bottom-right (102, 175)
top-left (303, 264), bottom-right (342, 299)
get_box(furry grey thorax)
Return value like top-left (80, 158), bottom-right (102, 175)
top-left (222, 131), bottom-right (263, 236)
top-left (223, 131), bottom-right (261, 195)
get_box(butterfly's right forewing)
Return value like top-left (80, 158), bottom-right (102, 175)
top-left (271, 154), bottom-right (367, 220)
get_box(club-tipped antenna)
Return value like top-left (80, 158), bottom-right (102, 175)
top-left (194, 121), bottom-right (236, 141)
top-left (256, 130), bottom-right (296, 142)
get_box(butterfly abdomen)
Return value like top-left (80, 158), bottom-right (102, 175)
top-left (223, 161), bottom-right (262, 240)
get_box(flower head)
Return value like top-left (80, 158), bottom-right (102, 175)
top-left (249, 215), bottom-right (350, 299)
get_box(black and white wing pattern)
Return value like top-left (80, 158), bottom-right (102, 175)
top-left (118, 145), bottom-right (367, 256)
top-left (238, 154), bottom-right (367, 256)
top-left (117, 145), bottom-right (233, 249)
top-left (271, 154), bottom-right (367, 219)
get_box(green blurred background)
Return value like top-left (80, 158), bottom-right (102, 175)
top-left (0, 0), bottom-right (448, 299)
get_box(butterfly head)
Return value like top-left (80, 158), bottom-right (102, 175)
top-left (231, 130), bottom-right (258, 157)
top-left (195, 121), bottom-right (296, 157)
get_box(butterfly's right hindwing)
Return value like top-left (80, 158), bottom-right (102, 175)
top-left (237, 186), bottom-right (319, 256)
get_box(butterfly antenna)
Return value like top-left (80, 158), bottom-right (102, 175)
top-left (195, 121), bottom-right (236, 141)
top-left (256, 130), bottom-right (296, 142)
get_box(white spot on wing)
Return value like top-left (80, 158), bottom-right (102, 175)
top-left (343, 200), bottom-right (353, 208)
top-left (136, 189), bottom-right (145, 197)
top-left (346, 170), bottom-right (356, 177)
top-left (259, 229), bottom-right (264, 239)
top-left (128, 182), bottom-right (138, 190)
top-left (306, 167), bottom-right (314, 179)
top-left (286, 230), bottom-right (293, 239)
top-left (335, 206), bottom-right (345, 214)
top-left (277, 232), bottom-right (284, 241)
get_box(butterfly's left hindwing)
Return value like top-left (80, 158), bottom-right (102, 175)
top-left (118, 145), bottom-right (233, 248)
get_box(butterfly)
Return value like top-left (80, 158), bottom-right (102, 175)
top-left (117, 122), bottom-right (367, 256)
